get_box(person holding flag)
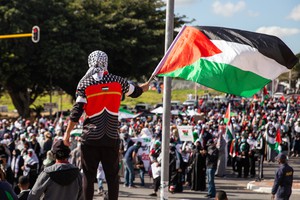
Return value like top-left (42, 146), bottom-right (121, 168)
top-left (63, 50), bottom-right (149, 200)
top-left (265, 123), bottom-right (282, 162)
top-left (255, 128), bottom-right (266, 182)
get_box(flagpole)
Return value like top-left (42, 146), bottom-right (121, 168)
top-left (160, 0), bottom-right (174, 199)
top-left (151, 25), bottom-right (187, 77)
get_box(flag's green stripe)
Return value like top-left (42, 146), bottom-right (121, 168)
top-left (226, 127), bottom-right (233, 140)
top-left (267, 142), bottom-right (281, 153)
top-left (5, 191), bottom-right (14, 200)
top-left (119, 108), bottom-right (133, 114)
top-left (267, 142), bottom-right (276, 150)
top-left (158, 59), bottom-right (271, 97)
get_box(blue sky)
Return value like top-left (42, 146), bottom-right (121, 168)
top-left (170, 0), bottom-right (300, 54)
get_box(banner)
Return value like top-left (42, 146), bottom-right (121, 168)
top-left (177, 126), bottom-right (194, 142)
top-left (132, 137), bottom-right (152, 171)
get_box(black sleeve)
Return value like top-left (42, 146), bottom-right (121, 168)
top-left (70, 102), bottom-right (85, 122)
top-left (128, 85), bottom-right (143, 98)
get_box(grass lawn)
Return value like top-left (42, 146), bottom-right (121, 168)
top-left (0, 88), bottom-right (222, 113)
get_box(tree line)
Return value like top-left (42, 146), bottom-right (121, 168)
top-left (1, 0), bottom-right (299, 118)
top-left (0, 0), bottom-right (189, 117)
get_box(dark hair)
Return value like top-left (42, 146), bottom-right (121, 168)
top-left (136, 141), bottom-right (142, 147)
top-left (53, 149), bottom-right (71, 160)
top-left (216, 190), bottom-right (228, 200)
top-left (51, 140), bottom-right (71, 160)
top-left (18, 176), bottom-right (29, 185)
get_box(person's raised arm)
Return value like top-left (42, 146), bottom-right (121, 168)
top-left (139, 81), bottom-right (150, 92)
top-left (63, 121), bottom-right (77, 146)
top-left (63, 102), bottom-right (84, 146)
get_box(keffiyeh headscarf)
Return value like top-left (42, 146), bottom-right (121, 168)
top-left (77, 50), bottom-right (108, 87)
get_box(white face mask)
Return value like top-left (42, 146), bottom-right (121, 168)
top-left (77, 142), bottom-right (81, 147)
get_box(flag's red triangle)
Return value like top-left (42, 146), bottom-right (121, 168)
top-left (157, 26), bottom-right (222, 74)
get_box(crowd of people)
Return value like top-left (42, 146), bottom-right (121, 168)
top-left (117, 93), bottom-right (300, 198)
top-left (0, 92), bottom-right (299, 199)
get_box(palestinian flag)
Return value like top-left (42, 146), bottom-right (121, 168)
top-left (152, 25), bottom-right (298, 97)
top-left (267, 127), bottom-right (282, 153)
top-left (224, 103), bottom-right (231, 124)
top-left (225, 118), bottom-right (234, 142)
top-left (263, 86), bottom-right (269, 99)
top-left (224, 103), bottom-right (234, 141)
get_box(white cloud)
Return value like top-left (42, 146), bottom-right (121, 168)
top-left (256, 26), bottom-right (300, 38)
top-left (247, 10), bottom-right (259, 17)
top-left (287, 4), bottom-right (300, 21)
top-left (212, 1), bottom-right (246, 17)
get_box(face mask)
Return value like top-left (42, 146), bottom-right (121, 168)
top-left (241, 139), bottom-right (246, 143)
top-left (249, 136), bottom-right (253, 140)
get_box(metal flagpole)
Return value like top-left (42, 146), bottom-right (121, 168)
top-left (160, 0), bottom-right (174, 199)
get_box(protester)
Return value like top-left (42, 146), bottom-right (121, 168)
top-left (0, 167), bottom-right (18, 200)
top-left (255, 129), bottom-right (265, 181)
top-left (17, 176), bottom-right (30, 200)
top-left (39, 150), bottom-right (55, 172)
top-left (136, 155), bottom-right (145, 187)
top-left (149, 148), bottom-right (162, 197)
top-left (215, 131), bottom-right (227, 177)
top-left (206, 139), bottom-right (219, 198)
top-left (245, 133), bottom-right (255, 177)
top-left (22, 149), bottom-right (39, 189)
top-left (28, 139), bottom-right (82, 200)
top-left (236, 135), bottom-right (250, 178)
top-left (0, 154), bottom-right (14, 186)
top-left (189, 140), bottom-right (206, 191)
top-left (63, 50), bottom-right (149, 200)
top-left (123, 141), bottom-right (142, 188)
top-left (271, 153), bottom-right (294, 200)
top-left (10, 149), bottom-right (24, 189)
top-left (169, 143), bottom-right (184, 193)
top-left (41, 131), bottom-right (53, 160)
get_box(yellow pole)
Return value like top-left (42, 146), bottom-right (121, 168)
top-left (0, 33), bottom-right (32, 39)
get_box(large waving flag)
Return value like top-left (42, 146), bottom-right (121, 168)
top-left (152, 25), bottom-right (298, 97)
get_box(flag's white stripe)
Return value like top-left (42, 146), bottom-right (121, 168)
top-left (267, 137), bottom-right (276, 144)
top-left (203, 40), bottom-right (290, 80)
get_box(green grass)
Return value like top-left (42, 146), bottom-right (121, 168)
top-left (0, 89), bottom-right (222, 112)
top-left (0, 93), bottom-right (74, 112)
top-left (122, 89), bottom-right (215, 108)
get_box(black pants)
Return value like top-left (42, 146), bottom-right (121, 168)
top-left (249, 154), bottom-right (256, 177)
top-left (153, 176), bottom-right (161, 192)
top-left (257, 153), bottom-right (264, 180)
top-left (81, 144), bottom-right (119, 200)
top-left (237, 157), bottom-right (249, 177)
top-left (231, 156), bottom-right (237, 172)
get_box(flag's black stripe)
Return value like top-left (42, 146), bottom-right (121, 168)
top-left (193, 26), bottom-right (298, 69)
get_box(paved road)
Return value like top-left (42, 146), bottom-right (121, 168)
top-left (93, 157), bottom-right (300, 200)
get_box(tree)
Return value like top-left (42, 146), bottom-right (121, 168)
top-left (279, 53), bottom-right (300, 88)
top-left (0, 0), bottom-right (188, 117)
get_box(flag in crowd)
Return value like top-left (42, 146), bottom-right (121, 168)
top-left (267, 127), bottom-right (283, 153)
top-left (224, 103), bottom-right (234, 141)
